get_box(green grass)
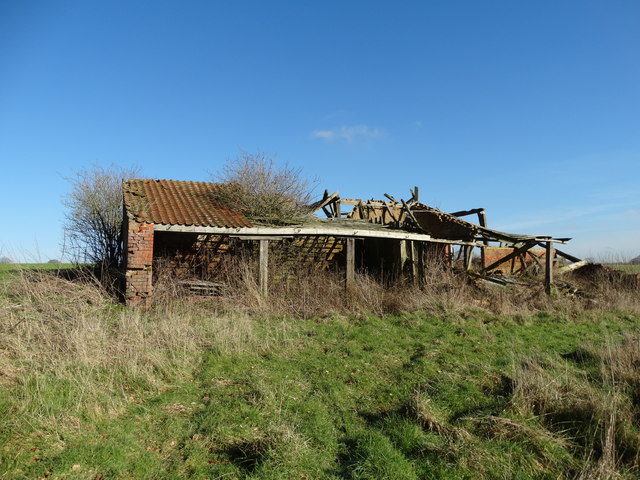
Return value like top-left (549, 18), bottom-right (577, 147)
top-left (606, 263), bottom-right (640, 274)
top-left (0, 262), bottom-right (76, 276)
top-left (2, 297), bottom-right (639, 479)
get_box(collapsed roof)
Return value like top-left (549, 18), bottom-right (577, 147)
top-left (123, 179), bottom-right (569, 247)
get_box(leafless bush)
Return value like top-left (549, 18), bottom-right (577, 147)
top-left (63, 164), bottom-right (139, 267)
top-left (210, 151), bottom-right (317, 222)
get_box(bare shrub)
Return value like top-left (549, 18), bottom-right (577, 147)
top-left (63, 164), bottom-right (139, 267)
top-left (211, 151), bottom-right (317, 222)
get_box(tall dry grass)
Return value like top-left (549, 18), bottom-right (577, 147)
top-left (510, 337), bottom-right (640, 479)
top-left (0, 269), bottom-right (266, 431)
top-left (152, 253), bottom-right (640, 319)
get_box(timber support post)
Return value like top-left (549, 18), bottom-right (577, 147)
top-left (410, 241), bottom-right (419, 285)
top-left (545, 241), bottom-right (554, 295)
top-left (259, 239), bottom-right (269, 297)
top-left (346, 237), bottom-right (355, 290)
top-left (464, 245), bottom-right (474, 271)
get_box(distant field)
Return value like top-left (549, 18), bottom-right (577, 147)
top-left (606, 263), bottom-right (640, 274)
top-left (0, 263), bottom-right (77, 278)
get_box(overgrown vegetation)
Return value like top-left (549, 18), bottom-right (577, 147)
top-left (1, 265), bottom-right (639, 479)
top-left (210, 151), bottom-right (317, 223)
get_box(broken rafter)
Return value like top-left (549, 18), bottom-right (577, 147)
top-left (401, 199), bottom-right (421, 229)
top-left (539, 245), bottom-right (582, 264)
top-left (408, 186), bottom-right (419, 204)
top-left (449, 208), bottom-right (485, 218)
top-left (384, 193), bottom-right (398, 204)
top-left (557, 260), bottom-right (589, 274)
top-left (309, 191), bottom-right (340, 216)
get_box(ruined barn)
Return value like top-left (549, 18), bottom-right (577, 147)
top-left (122, 179), bottom-right (576, 306)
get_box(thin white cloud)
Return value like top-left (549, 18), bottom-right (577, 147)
top-left (312, 125), bottom-right (385, 143)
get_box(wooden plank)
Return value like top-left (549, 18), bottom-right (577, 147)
top-left (384, 204), bottom-right (398, 223)
top-left (259, 239), bottom-right (269, 297)
top-left (230, 235), bottom-right (291, 240)
top-left (557, 259), bottom-right (589, 275)
top-left (401, 199), bottom-right (420, 227)
top-left (410, 241), bottom-right (418, 283)
top-left (448, 208), bottom-right (485, 218)
top-left (548, 246), bottom-right (582, 264)
top-left (409, 186), bottom-right (419, 204)
top-left (464, 245), bottom-right (474, 271)
top-left (346, 237), bottom-right (355, 290)
top-left (308, 191), bottom-right (339, 214)
top-left (545, 242), bottom-right (554, 295)
top-left (154, 224), bottom-right (434, 241)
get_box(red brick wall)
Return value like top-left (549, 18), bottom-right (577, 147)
top-left (125, 219), bottom-right (154, 306)
top-left (483, 246), bottom-right (547, 273)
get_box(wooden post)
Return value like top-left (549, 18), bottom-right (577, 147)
top-left (410, 241), bottom-right (418, 285)
top-left (477, 209), bottom-right (488, 268)
top-left (545, 241), bottom-right (554, 295)
top-left (259, 239), bottom-right (269, 297)
top-left (399, 240), bottom-right (408, 274)
top-left (464, 245), bottom-right (473, 271)
top-left (346, 237), bottom-right (355, 289)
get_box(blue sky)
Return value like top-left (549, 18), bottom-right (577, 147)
top-left (1, 0), bottom-right (638, 261)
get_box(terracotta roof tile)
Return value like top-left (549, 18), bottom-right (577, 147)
top-left (123, 179), bottom-right (252, 228)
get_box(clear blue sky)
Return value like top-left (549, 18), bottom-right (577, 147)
top-left (1, 0), bottom-right (638, 261)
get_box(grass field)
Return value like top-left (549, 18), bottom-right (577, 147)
top-left (606, 264), bottom-right (640, 274)
top-left (0, 263), bottom-right (76, 277)
top-left (1, 268), bottom-right (639, 479)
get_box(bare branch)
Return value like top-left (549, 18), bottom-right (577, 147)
top-left (63, 164), bottom-right (139, 266)
top-left (211, 151), bottom-right (317, 223)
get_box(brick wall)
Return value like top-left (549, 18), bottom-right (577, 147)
top-left (124, 219), bottom-right (154, 306)
top-left (483, 246), bottom-right (547, 273)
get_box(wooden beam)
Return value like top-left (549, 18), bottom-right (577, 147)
top-left (464, 245), bottom-right (474, 271)
top-left (230, 235), bottom-right (291, 240)
top-left (384, 193), bottom-right (398, 203)
top-left (401, 199), bottom-right (420, 227)
top-left (449, 208), bottom-right (485, 218)
top-left (409, 186), bottom-right (419, 204)
top-left (477, 210), bottom-right (487, 228)
top-left (545, 242), bottom-right (554, 295)
top-left (410, 241), bottom-right (418, 283)
top-left (308, 191), bottom-right (340, 215)
top-left (154, 224), bottom-right (435, 242)
top-left (259, 239), bottom-right (269, 297)
top-left (384, 203), bottom-right (398, 223)
top-left (547, 246), bottom-right (582, 264)
top-left (557, 259), bottom-right (589, 275)
top-left (346, 237), bottom-right (355, 290)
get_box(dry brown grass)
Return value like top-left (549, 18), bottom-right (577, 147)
top-left (510, 343), bottom-right (640, 479)
top-left (159, 253), bottom-right (640, 320)
top-left (0, 269), bottom-right (264, 429)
